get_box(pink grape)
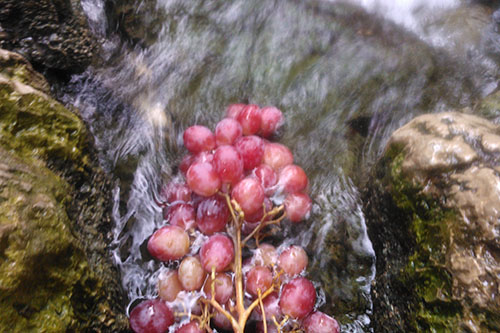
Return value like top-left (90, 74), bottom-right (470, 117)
top-left (226, 103), bottom-right (246, 119)
top-left (158, 270), bottom-right (183, 302)
top-left (183, 125), bottom-right (216, 154)
top-left (253, 243), bottom-right (278, 267)
top-left (178, 256), bottom-right (206, 291)
top-left (215, 118), bottom-right (243, 146)
top-left (254, 292), bottom-right (282, 321)
top-left (186, 162), bottom-right (221, 197)
top-left (176, 321), bottom-right (204, 333)
top-left (303, 311), bottom-right (340, 333)
top-left (129, 299), bottom-right (174, 333)
top-left (200, 234), bottom-right (235, 272)
top-left (284, 193), bottom-right (312, 222)
top-left (196, 195), bottom-right (230, 235)
top-left (277, 164), bottom-right (308, 194)
top-left (203, 272), bottom-right (234, 304)
top-left (245, 265), bottom-right (273, 297)
top-left (148, 225), bottom-right (189, 261)
top-left (164, 203), bottom-right (195, 230)
top-left (231, 177), bottom-right (265, 216)
top-left (262, 143), bottom-right (293, 171)
top-left (214, 145), bottom-right (244, 184)
top-left (279, 277), bottom-right (316, 319)
top-left (159, 182), bottom-right (192, 204)
top-left (260, 106), bottom-right (283, 138)
top-left (236, 104), bottom-right (261, 135)
top-left (234, 135), bottom-right (265, 170)
top-left (254, 164), bottom-right (278, 195)
top-left (245, 197), bottom-right (272, 223)
top-left (278, 245), bottom-right (308, 276)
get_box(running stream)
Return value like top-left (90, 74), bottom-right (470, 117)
top-left (62, 0), bottom-right (500, 331)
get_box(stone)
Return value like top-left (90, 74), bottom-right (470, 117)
top-left (365, 112), bottom-right (500, 332)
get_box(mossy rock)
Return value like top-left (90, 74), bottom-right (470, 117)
top-left (0, 49), bottom-right (128, 331)
top-left (365, 112), bottom-right (500, 332)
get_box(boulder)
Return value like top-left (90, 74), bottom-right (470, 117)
top-left (0, 49), bottom-right (127, 331)
top-left (365, 112), bottom-right (500, 332)
top-left (0, 0), bottom-right (97, 74)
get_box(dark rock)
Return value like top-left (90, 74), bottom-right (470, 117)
top-left (0, 0), bottom-right (97, 74)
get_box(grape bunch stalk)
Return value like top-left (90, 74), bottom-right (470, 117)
top-left (129, 104), bottom-right (340, 333)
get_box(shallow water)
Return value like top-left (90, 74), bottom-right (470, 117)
top-left (64, 0), bottom-right (499, 331)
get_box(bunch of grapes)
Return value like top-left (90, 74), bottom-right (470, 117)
top-left (129, 104), bottom-right (339, 333)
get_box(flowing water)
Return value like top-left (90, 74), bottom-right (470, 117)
top-left (63, 0), bottom-right (500, 331)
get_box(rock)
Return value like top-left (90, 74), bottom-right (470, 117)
top-left (0, 0), bottom-right (97, 74)
top-left (0, 49), bottom-right (127, 331)
top-left (365, 112), bottom-right (500, 332)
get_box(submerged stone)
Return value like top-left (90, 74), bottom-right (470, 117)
top-left (366, 112), bottom-right (500, 332)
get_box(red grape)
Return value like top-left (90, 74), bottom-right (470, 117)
top-left (179, 154), bottom-right (196, 175)
top-left (215, 118), bottom-right (243, 146)
top-left (231, 177), bottom-right (265, 216)
top-left (278, 245), bottom-right (308, 276)
top-left (256, 321), bottom-right (279, 333)
top-left (159, 182), bottom-right (192, 204)
top-left (277, 164), bottom-right (308, 194)
top-left (200, 234), bottom-right (235, 272)
top-left (183, 125), bottom-right (216, 154)
top-left (234, 135), bottom-right (265, 170)
top-left (260, 106), bottom-right (283, 138)
top-left (176, 321), bottom-right (204, 333)
top-left (303, 311), bottom-right (340, 333)
top-left (245, 265), bottom-right (273, 297)
top-left (245, 197), bottom-right (272, 223)
top-left (203, 272), bottom-right (234, 304)
top-left (129, 299), bottom-right (174, 333)
top-left (196, 195), bottom-right (230, 235)
top-left (214, 145), bottom-right (244, 184)
top-left (284, 193), bottom-right (312, 222)
top-left (158, 270), bottom-right (183, 302)
top-left (226, 103), bottom-right (246, 119)
top-left (254, 164), bottom-right (278, 195)
top-left (148, 225), bottom-right (190, 261)
top-left (236, 104), bottom-right (261, 135)
top-left (262, 143), bottom-right (293, 171)
top-left (254, 292), bottom-right (282, 321)
top-left (178, 256), bottom-right (206, 291)
top-left (279, 277), bottom-right (316, 319)
top-left (212, 308), bottom-right (233, 331)
top-left (164, 203), bottom-right (195, 230)
top-left (186, 162), bottom-right (221, 197)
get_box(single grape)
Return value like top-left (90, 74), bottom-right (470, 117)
top-left (215, 118), bottom-right (243, 146)
top-left (262, 143), bottom-right (293, 171)
top-left (148, 225), bottom-right (190, 261)
top-left (164, 203), bottom-right (196, 230)
top-left (214, 145), bottom-right (244, 185)
top-left (178, 256), bottom-right (206, 291)
top-left (303, 311), bottom-right (340, 333)
top-left (236, 104), bottom-right (261, 135)
top-left (254, 292), bottom-right (282, 321)
top-left (203, 272), bottom-right (234, 304)
top-left (253, 164), bottom-right (278, 195)
top-left (196, 194), bottom-right (230, 235)
top-left (253, 243), bottom-right (278, 268)
top-left (226, 103), bottom-right (246, 119)
top-left (278, 245), bottom-right (308, 276)
top-left (186, 162), bottom-right (221, 197)
top-left (183, 125), bottom-right (216, 154)
top-left (277, 164), bottom-right (308, 194)
top-left (129, 299), bottom-right (174, 333)
top-left (234, 135), bottom-right (265, 170)
top-left (159, 182), bottom-right (192, 204)
top-left (212, 308), bottom-right (233, 331)
top-left (284, 193), bottom-right (312, 222)
top-left (176, 320), bottom-right (204, 333)
top-left (158, 270), bottom-right (183, 302)
top-left (245, 265), bottom-right (273, 297)
top-left (260, 106), bottom-right (283, 138)
top-left (244, 197), bottom-right (272, 223)
top-left (231, 177), bottom-right (265, 216)
top-left (200, 234), bottom-right (235, 273)
top-left (279, 277), bottom-right (316, 319)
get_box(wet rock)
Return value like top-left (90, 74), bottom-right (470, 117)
top-left (365, 112), bottom-right (500, 332)
top-left (0, 49), bottom-right (128, 331)
top-left (0, 0), bottom-right (97, 74)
